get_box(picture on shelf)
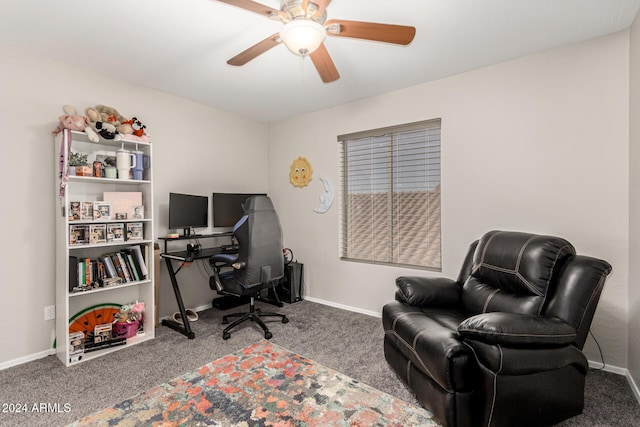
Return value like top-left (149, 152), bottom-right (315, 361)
top-left (103, 192), bottom-right (142, 221)
top-left (69, 225), bottom-right (88, 245)
top-left (132, 205), bottom-right (144, 219)
top-left (115, 213), bottom-right (127, 220)
top-left (127, 222), bottom-right (143, 241)
top-left (107, 223), bottom-right (125, 243)
top-left (89, 224), bottom-right (106, 244)
top-left (93, 201), bottom-right (111, 220)
top-left (80, 201), bottom-right (93, 221)
top-left (69, 201), bottom-right (80, 221)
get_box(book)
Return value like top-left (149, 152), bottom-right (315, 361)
top-left (126, 222), bottom-right (143, 241)
top-left (115, 252), bottom-right (132, 282)
top-left (110, 253), bottom-right (127, 282)
top-left (130, 245), bottom-right (148, 278)
top-left (69, 256), bottom-right (79, 292)
top-left (93, 201), bottom-right (111, 220)
top-left (123, 252), bottom-right (140, 281)
top-left (89, 224), bottom-right (106, 244)
top-left (107, 223), bottom-right (125, 243)
top-left (80, 201), bottom-right (93, 221)
top-left (103, 192), bottom-right (142, 221)
top-left (99, 255), bottom-right (117, 278)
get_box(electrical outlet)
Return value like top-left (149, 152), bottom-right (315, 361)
top-left (44, 305), bottom-right (56, 321)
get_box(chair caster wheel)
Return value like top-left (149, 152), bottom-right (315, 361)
top-left (282, 317), bottom-right (289, 323)
top-left (222, 318), bottom-right (229, 325)
top-left (264, 331), bottom-right (272, 340)
top-left (223, 332), bottom-right (230, 340)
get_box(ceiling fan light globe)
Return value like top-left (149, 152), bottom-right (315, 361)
top-left (280, 19), bottom-right (326, 57)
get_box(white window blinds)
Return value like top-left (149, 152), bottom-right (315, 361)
top-left (338, 119), bottom-right (441, 270)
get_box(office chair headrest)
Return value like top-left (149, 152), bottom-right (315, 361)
top-left (243, 195), bottom-right (274, 213)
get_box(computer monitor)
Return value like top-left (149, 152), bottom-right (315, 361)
top-left (212, 192), bottom-right (266, 228)
top-left (168, 192), bottom-right (209, 236)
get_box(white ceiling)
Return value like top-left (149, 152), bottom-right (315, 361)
top-left (1, 0), bottom-right (639, 122)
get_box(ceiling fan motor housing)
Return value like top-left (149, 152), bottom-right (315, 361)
top-left (280, 0), bottom-right (327, 23)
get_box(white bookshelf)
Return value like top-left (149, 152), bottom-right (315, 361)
top-left (54, 130), bottom-right (155, 366)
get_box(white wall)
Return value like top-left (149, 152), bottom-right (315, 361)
top-left (628, 12), bottom-right (640, 386)
top-left (0, 42), bottom-right (268, 366)
top-left (268, 32), bottom-right (630, 368)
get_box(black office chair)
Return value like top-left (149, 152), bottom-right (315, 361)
top-left (209, 195), bottom-right (289, 340)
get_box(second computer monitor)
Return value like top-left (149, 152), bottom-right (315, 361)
top-left (212, 192), bottom-right (266, 228)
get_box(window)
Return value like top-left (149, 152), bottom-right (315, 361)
top-left (338, 119), bottom-right (441, 270)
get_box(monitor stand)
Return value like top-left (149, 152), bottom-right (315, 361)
top-left (181, 228), bottom-right (201, 238)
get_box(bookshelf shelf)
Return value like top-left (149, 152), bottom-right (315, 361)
top-left (55, 130), bottom-right (155, 367)
top-left (68, 279), bottom-right (153, 298)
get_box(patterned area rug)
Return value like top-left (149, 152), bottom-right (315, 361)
top-left (69, 340), bottom-right (437, 426)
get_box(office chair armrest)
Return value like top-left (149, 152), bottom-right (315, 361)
top-left (458, 312), bottom-right (577, 347)
top-left (209, 253), bottom-right (239, 292)
top-left (209, 253), bottom-right (238, 267)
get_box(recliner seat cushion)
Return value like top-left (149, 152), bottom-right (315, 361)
top-left (462, 231), bottom-right (576, 315)
top-left (382, 301), bottom-right (475, 391)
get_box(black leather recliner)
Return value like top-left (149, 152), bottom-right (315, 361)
top-left (209, 195), bottom-right (289, 340)
top-left (382, 230), bottom-right (612, 427)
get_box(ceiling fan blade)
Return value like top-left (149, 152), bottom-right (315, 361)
top-left (309, 43), bottom-right (339, 83)
top-left (216, 0), bottom-right (283, 19)
top-left (227, 33), bottom-right (281, 66)
top-left (325, 19), bottom-right (416, 45)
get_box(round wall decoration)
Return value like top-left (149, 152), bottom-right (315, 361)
top-left (289, 156), bottom-right (313, 187)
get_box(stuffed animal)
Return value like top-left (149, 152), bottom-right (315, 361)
top-left (123, 117), bottom-right (147, 137)
top-left (52, 105), bottom-right (99, 142)
top-left (85, 107), bottom-right (120, 140)
top-left (94, 105), bottom-right (133, 135)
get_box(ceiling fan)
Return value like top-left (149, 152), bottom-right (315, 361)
top-left (216, 0), bottom-right (416, 83)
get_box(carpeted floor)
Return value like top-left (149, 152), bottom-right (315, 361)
top-left (0, 300), bottom-right (638, 426)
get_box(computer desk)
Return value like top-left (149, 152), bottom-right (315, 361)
top-left (159, 233), bottom-right (233, 339)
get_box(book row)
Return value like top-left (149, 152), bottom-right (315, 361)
top-left (70, 222), bottom-right (143, 245)
top-left (69, 245), bottom-right (149, 293)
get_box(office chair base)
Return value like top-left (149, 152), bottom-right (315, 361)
top-left (221, 308), bottom-right (289, 340)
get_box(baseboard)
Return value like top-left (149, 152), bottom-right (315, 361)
top-left (303, 296), bottom-right (381, 318)
top-left (0, 348), bottom-right (55, 371)
top-left (587, 362), bottom-right (640, 405)
top-left (626, 370), bottom-right (640, 404)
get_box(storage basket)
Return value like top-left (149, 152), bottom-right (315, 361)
top-left (114, 320), bottom-right (140, 338)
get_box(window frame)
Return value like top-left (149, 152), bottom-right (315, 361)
top-left (338, 119), bottom-right (442, 271)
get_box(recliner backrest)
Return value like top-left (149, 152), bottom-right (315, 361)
top-left (233, 195), bottom-right (284, 286)
top-left (462, 230), bottom-right (576, 316)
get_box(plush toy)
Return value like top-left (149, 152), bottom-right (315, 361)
top-left (52, 105), bottom-right (99, 142)
top-left (94, 105), bottom-right (133, 135)
top-left (85, 107), bottom-right (120, 140)
top-left (123, 117), bottom-right (147, 137)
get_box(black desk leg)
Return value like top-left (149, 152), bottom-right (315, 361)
top-left (161, 257), bottom-right (195, 339)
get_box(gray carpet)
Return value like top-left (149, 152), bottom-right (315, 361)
top-left (0, 300), bottom-right (637, 426)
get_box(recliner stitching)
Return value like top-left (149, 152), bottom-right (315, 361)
top-left (385, 329), bottom-right (447, 390)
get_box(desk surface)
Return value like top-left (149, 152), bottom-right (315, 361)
top-left (161, 247), bottom-right (226, 262)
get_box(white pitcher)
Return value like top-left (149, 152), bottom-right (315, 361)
top-left (116, 148), bottom-right (137, 180)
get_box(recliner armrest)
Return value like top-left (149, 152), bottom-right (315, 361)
top-left (458, 312), bottom-right (576, 347)
top-left (395, 276), bottom-right (461, 308)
